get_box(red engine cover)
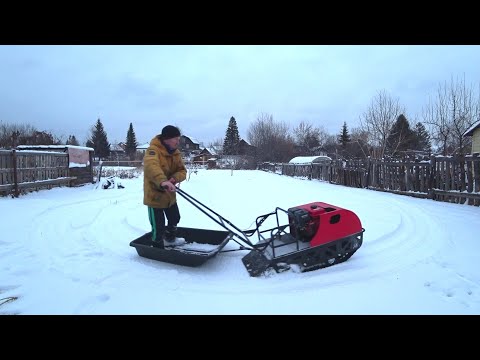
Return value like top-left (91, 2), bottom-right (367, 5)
top-left (289, 202), bottom-right (362, 247)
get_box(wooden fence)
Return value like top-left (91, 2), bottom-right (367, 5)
top-left (260, 154), bottom-right (480, 206)
top-left (92, 160), bottom-right (144, 168)
top-left (0, 150), bottom-right (82, 197)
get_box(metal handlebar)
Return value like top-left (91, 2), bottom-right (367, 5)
top-left (175, 187), bottom-right (257, 249)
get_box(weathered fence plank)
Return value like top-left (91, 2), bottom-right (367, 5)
top-left (0, 150), bottom-right (78, 197)
top-left (473, 154), bottom-right (480, 206)
top-left (259, 154), bottom-right (479, 207)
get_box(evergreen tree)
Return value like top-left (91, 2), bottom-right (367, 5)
top-left (125, 122), bottom-right (138, 160)
top-left (66, 135), bottom-right (80, 146)
top-left (386, 114), bottom-right (415, 156)
top-left (223, 116), bottom-right (240, 155)
top-left (412, 122), bottom-right (432, 153)
top-left (338, 122), bottom-right (351, 148)
top-left (89, 118), bottom-right (110, 160)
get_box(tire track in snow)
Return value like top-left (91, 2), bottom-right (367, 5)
top-left (26, 190), bottom-right (141, 284)
top-left (13, 176), bottom-right (465, 302)
top-left (162, 195), bottom-right (449, 295)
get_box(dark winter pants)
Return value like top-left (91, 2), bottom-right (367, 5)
top-left (148, 203), bottom-right (181, 242)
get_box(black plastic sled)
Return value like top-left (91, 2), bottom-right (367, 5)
top-left (130, 227), bottom-right (232, 267)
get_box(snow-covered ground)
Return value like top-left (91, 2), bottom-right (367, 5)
top-left (1, 169), bottom-right (479, 314)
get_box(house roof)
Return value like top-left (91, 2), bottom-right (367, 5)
top-left (463, 120), bottom-right (480, 137)
top-left (110, 143), bottom-right (125, 151)
top-left (201, 147), bottom-right (218, 155)
top-left (137, 142), bottom-right (150, 150)
top-left (289, 156), bottom-right (332, 164)
top-left (17, 145), bottom-right (94, 151)
top-left (183, 135), bottom-right (200, 145)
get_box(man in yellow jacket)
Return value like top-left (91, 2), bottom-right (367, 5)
top-left (143, 125), bottom-right (187, 248)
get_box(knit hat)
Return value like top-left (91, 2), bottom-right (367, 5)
top-left (160, 125), bottom-right (181, 140)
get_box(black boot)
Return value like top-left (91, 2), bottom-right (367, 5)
top-left (164, 226), bottom-right (186, 248)
top-left (165, 226), bottom-right (177, 242)
top-left (151, 232), bottom-right (165, 249)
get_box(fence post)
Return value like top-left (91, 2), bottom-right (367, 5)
top-left (428, 155), bottom-right (436, 200)
top-left (365, 157), bottom-right (371, 188)
top-left (12, 149), bottom-right (19, 197)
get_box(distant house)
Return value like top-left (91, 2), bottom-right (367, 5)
top-left (138, 134), bottom-right (202, 155)
top-left (109, 143), bottom-right (126, 159)
top-left (180, 135), bottom-right (201, 153)
top-left (464, 120), bottom-right (480, 154)
top-left (311, 146), bottom-right (329, 157)
top-left (201, 144), bottom-right (222, 156)
top-left (199, 148), bottom-right (214, 156)
top-left (193, 153), bottom-right (217, 166)
top-left (190, 147), bottom-right (218, 168)
top-left (288, 155), bottom-right (332, 164)
top-left (237, 139), bottom-right (256, 156)
top-left (136, 142), bottom-right (150, 154)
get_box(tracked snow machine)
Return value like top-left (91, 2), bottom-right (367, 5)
top-left (131, 188), bottom-right (364, 277)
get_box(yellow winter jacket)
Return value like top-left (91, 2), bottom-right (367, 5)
top-left (143, 136), bottom-right (187, 208)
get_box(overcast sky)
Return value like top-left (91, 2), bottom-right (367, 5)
top-left (1, 45), bottom-right (479, 147)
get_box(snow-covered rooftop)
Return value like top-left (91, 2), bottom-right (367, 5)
top-left (202, 147), bottom-right (218, 155)
top-left (463, 119), bottom-right (480, 137)
top-left (17, 145), bottom-right (94, 151)
top-left (183, 135), bottom-right (200, 145)
top-left (289, 156), bottom-right (332, 164)
top-left (137, 142), bottom-right (150, 150)
top-left (110, 143), bottom-right (125, 151)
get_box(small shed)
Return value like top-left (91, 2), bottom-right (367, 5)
top-left (193, 154), bottom-right (216, 167)
top-left (288, 155), bottom-right (332, 164)
top-left (16, 145), bottom-right (94, 185)
top-left (464, 120), bottom-right (480, 154)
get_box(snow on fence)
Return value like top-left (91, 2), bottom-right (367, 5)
top-left (0, 149), bottom-right (91, 197)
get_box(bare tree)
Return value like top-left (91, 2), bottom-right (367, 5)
top-left (316, 126), bottom-right (329, 149)
top-left (222, 155), bottom-right (243, 174)
top-left (348, 127), bottom-right (371, 159)
top-left (423, 75), bottom-right (479, 155)
top-left (321, 134), bottom-right (339, 159)
top-left (423, 86), bottom-right (450, 155)
top-left (0, 121), bottom-right (38, 149)
top-left (292, 121), bottom-right (325, 154)
top-left (326, 127), bottom-right (371, 160)
top-left (247, 113), bottom-right (294, 163)
top-left (360, 90), bottom-right (405, 159)
top-left (208, 138), bottom-right (223, 148)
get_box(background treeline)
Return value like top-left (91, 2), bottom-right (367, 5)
top-left (238, 76), bottom-right (478, 163)
top-left (1, 75), bottom-right (478, 163)
top-left (0, 118), bottom-right (139, 161)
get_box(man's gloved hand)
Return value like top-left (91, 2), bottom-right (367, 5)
top-left (160, 180), bottom-right (176, 192)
